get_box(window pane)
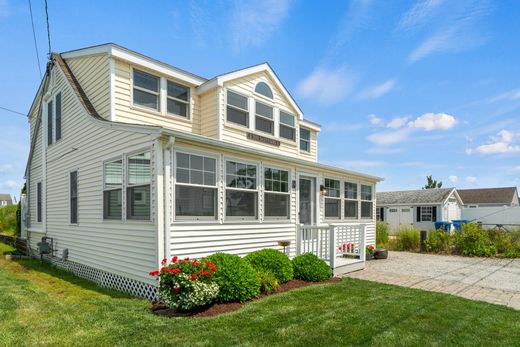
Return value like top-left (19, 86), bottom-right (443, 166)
top-left (255, 82), bottom-right (273, 99)
top-left (264, 167), bottom-right (289, 193)
top-left (361, 201), bottom-right (373, 218)
top-left (127, 185), bottom-right (150, 220)
top-left (300, 139), bottom-right (310, 152)
top-left (104, 160), bottom-right (123, 188)
top-left (345, 200), bottom-right (358, 218)
top-left (300, 128), bottom-right (310, 140)
top-left (128, 152), bottom-right (151, 185)
top-left (190, 155), bottom-right (203, 170)
top-left (227, 90), bottom-right (248, 110)
top-left (227, 107), bottom-right (248, 126)
top-left (264, 193), bottom-right (289, 218)
top-left (47, 101), bottom-right (53, 145)
top-left (176, 168), bottom-right (189, 183)
top-left (255, 102), bottom-right (273, 119)
top-left (345, 182), bottom-right (358, 199)
top-left (133, 89), bottom-right (159, 110)
top-left (361, 185), bottom-right (372, 200)
top-left (104, 189), bottom-right (122, 219)
top-left (325, 198), bottom-right (341, 218)
top-left (191, 170), bottom-right (203, 185)
top-left (204, 172), bottom-right (216, 186)
top-left (134, 70), bottom-right (159, 92)
top-left (55, 93), bottom-right (62, 141)
top-left (280, 111), bottom-right (295, 126)
top-left (167, 81), bottom-right (189, 101)
top-left (227, 161), bottom-right (256, 189)
top-left (325, 178), bottom-right (340, 198)
top-left (204, 157), bottom-right (216, 172)
top-left (176, 186), bottom-right (216, 218)
top-left (226, 191), bottom-right (257, 217)
top-left (177, 153), bottom-right (189, 168)
top-left (70, 171), bottom-right (78, 224)
top-left (37, 182), bottom-right (42, 222)
top-left (256, 116), bottom-right (273, 134)
top-left (167, 99), bottom-right (188, 117)
top-left (280, 125), bottom-right (295, 140)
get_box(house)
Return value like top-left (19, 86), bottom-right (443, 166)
top-left (0, 194), bottom-right (13, 207)
top-left (376, 188), bottom-right (463, 232)
top-left (458, 187), bottom-right (519, 208)
top-left (22, 43), bottom-right (383, 299)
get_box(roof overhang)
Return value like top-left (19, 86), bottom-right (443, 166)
top-left (443, 188), bottom-right (464, 206)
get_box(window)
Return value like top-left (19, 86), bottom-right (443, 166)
top-left (226, 160), bottom-right (257, 219)
top-left (279, 111), bottom-right (296, 141)
top-left (255, 101), bottom-right (274, 134)
top-left (167, 81), bottom-right (189, 118)
top-left (55, 93), bottom-right (62, 141)
top-left (227, 90), bottom-right (249, 127)
top-left (175, 152), bottom-right (217, 219)
top-left (324, 178), bottom-right (341, 219)
top-left (419, 206), bottom-right (433, 222)
top-left (37, 182), bottom-right (42, 223)
top-left (360, 184), bottom-right (373, 219)
top-left (255, 82), bottom-right (273, 99)
top-left (70, 171), bottom-right (78, 224)
top-left (127, 151), bottom-right (151, 220)
top-left (376, 207), bottom-right (384, 221)
top-left (344, 182), bottom-right (358, 219)
top-left (103, 159), bottom-right (123, 220)
top-left (133, 69), bottom-right (160, 111)
top-left (47, 100), bottom-right (53, 145)
top-left (300, 127), bottom-right (310, 152)
top-left (264, 167), bottom-right (290, 219)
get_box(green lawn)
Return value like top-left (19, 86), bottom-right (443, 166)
top-left (0, 243), bottom-right (519, 347)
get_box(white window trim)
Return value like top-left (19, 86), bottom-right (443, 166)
top-left (225, 88), bottom-right (250, 129)
top-left (344, 181), bottom-right (359, 220)
top-left (224, 157), bottom-right (259, 221)
top-left (254, 100), bottom-right (275, 135)
top-left (166, 79), bottom-right (191, 119)
top-left (300, 127), bottom-right (311, 153)
top-left (125, 148), bottom-right (153, 223)
top-left (253, 81), bottom-right (274, 101)
top-left (69, 169), bottom-right (79, 225)
top-left (103, 156), bottom-right (124, 221)
top-left (131, 68), bottom-right (161, 112)
top-left (420, 206), bottom-right (433, 222)
top-left (360, 182), bottom-right (374, 220)
top-left (279, 110), bottom-right (296, 142)
top-left (324, 177), bottom-right (342, 220)
top-left (263, 165), bottom-right (291, 220)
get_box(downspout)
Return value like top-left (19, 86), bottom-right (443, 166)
top-left (164, 135), bottom-right (175, 261)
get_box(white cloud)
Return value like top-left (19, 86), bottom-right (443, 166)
top-left (230, 0), bottom-right (292, 51)
top-left (368, 114), bottom-right (383, 126)
top-left (296, 66), bottom-right (355, 104)
top-left (397, 0), bottom-right (445, 30)
top-left (409, 27), bottom-right (457, 62)
top-left (474, 130), bottom-right (520, 155)
top-left (387, 116), bottom-right (409, 129)
top-left (366, 147), bottom-right (405, 155)
top-left (0, 164), bottom-right (15, 174)
top-left (409, 113), bottom-right (456, 131)
top-left (358, 80), bottom-right (396, 100)
top-left (0, 180), bottom-right (18, 190)
top-left (448, 175), bottom-right (458, 183)
top-left (367, 128), bottom-right (413, 146)
top-left (484, 88), bottom-right (520, 104)
top-left (465, 176), bottom-right (477, 183)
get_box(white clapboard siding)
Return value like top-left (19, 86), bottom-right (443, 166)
top-left (27, 58), bottom-right (160, 284)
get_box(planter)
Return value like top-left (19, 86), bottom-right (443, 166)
top-left (365, 253), bottom-right (374, 260)
top-left (374, 248), bottom-right (388, 259)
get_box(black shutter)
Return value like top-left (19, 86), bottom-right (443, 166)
top-left (432, 206), bottom-right (437, 221)
top-left (416, 207), bottom-right (421, 222)
top-left (380, 207), bottom-right (385, 222)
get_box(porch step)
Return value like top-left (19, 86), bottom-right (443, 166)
top-left (333, 258), bottom-right (365, 276)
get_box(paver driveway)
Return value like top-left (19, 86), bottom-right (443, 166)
top-left (347, 251), bottom-right (520, 310)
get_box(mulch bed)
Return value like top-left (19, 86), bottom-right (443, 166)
top-left (151, 277), bottom-right (342, 318)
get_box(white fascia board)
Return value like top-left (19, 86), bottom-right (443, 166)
top-left (300, 119), bottom-right (321, 132)
top-left (377, 202), bottom-right (443, 207)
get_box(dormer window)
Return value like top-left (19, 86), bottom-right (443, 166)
top-left (255, 82), bottom-right (273, 99)
top-left (300, 127), bottom-right (311, 152)
top-left (227, 90), bottom-right (249, 127)
top-left (279, 111), bottom-right (295, 141)
top-left (167, 81), bottom-right (190, 118)
top-left (133, 69), bottom-right (160, 111)
top-left (255, 101), bottom-right (274, 135)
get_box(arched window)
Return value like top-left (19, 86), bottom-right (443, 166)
top-left (255, 82), bottom-right (273, 99)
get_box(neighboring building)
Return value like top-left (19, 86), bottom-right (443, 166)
top-left (0, 194), bottom-right (13, 207)
top-left (24, 43), bottom-right (383, 298)
top-left (458, 187), bottom-right (519, 208)
top-left (376, 188), bottom-right (463, 232)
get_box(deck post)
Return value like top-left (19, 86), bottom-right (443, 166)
top-left (329, 225), bottom-right (336, 269)
top-left (296, 224), bottom-right (302, 256)
top-left (359, 224), bottom-right (366, 262)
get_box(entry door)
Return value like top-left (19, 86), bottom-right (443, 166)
top-left (299, 177), bottom-right (315, 225)
top-left (399, 207), bottom-right (413, 225)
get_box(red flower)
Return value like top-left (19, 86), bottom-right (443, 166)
top-left (148, 270), bottom-right (160, 276)
top-left (175, 287), bottom-right (181, 294)
top-left (191, 274), bottom-right (198, 280)
top-left (184, 257), bottom-right (190, 261)
top-left (161, 258), bottom-right (167, 265)
top-left (160, 267), bottom-right (166, 272)
top-left (171, 256), bottom-right (178, 262)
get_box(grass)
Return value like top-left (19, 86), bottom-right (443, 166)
top-left (0, 243), bottom-right (519, 346)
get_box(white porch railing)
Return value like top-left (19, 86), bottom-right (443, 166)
top-left (296, 224), bottom-right (366, 269)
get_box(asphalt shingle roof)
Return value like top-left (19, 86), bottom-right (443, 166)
top-left (0, 194), bottom-right (12, 202)
top-left (377, 188), bottom-right (454, 205)
top-left (458, 187), bottom-right (518, 204)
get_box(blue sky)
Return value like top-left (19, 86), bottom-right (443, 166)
top-left (1, 0), bottom-right (519, 200)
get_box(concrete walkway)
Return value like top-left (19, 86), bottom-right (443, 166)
top-left (346, 252), bottom-right (520, 310)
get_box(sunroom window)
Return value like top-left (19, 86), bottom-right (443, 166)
top-left (279, 111), bottom-right (295, 141)
top-left (324, 178), bottom-right (341, 219)
top-left (226, 161), bottom-right (257, 219)
top-left (103, 159), bottom-right (123, 220)
top-left (264, 167), bottom-right (290, 219)
top-left (175, 152), bottom-right (217, 219)
top-left (227, 90), bottom-right (249, 127)
top-left (255, 101), bottom-right (274, 134)
top-left (344, 182), bottom-right (358, 219)
top-left (360, 184), bottom-right (373, 219)
top-left (300, 127), bottom-right (310, 152)
top-left (133, 69), bottom-right (160, 111)
top-left (167, 81), bottom-right (189, 118)
top-left (127, 151), bottom-right (151, 220)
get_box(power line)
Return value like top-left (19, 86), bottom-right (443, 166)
top-left (44, 0), bottom-right (51, 57)
top-left (0, 106), bottom-right (27, 117)
top-left (28, 0), bottom-right (42, 79)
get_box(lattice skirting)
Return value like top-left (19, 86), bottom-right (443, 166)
top-left (40, 254), bottom-right (158, 301)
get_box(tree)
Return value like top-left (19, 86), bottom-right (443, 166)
top-left (423, 175), bottom-right (442, 189)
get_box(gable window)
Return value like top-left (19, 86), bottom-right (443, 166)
top-left (360, 184), bottom-right (373, 219)
top-left (264, 167), bottom-right (290, 219)
top-left (324, 178), bottom-right (341, 219)
top-left (344, 182), bottom-right (358, 219)
top-left (127, 151), bottom-right (151, 220)
top-left (279, 111), bottom-right (295, 141)
top-left (47, 100), bottom-right (53, 145)
top-left (175, 152), bottom-right (217, 219)
top-left (225, 160), bottom-right (257, 219)
top-left (255, 101), bottom-right (274, 134)
top-left (300, 128), bottom-right (310, 152)
top-left (103, 159), bottom-right (123, 220)
top-left (167, 81), bottom-right (190, 118)
top-left (133, 69), bottom-right (160, 111)
top-left (227, 90), bottom-right (249, 127)
top-left (255, 82), bottom-right (273, 99)
top-left (70, 171), bottom-right (78, 224)
top-left (37, 182), bottom-right (42, 223)
top-left (55, 93), bottom-right (62, 141)
top-left (417, 206), bottom-right (436, 222)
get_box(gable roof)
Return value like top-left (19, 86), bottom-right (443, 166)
top-left (377, 188), bottom-right (456, 205)
top-left (0, 194), bottom-right (12, 202)
top-left (458, 187), bottom-right (518, 204)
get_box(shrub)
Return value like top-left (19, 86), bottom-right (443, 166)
top-left (487, 229), bottom-right (513, 255)
top-left (150, 256), bottom-right (219, 311)
top-left (425, 229), bottom-right (453, 253)
top-left (453, 223), bottom-right (496, 257)
top-left (394, 227), bottom-right (420, 252)
top-left (292, 253), bottom-right (332, 282)
top-left (0, 205), bottom-right (18, 235)
top-left (258, 271), bottom-right (279, 294)
top-left (244, 249), bottom-right (293, 283)
top-left (376, 221), bottom-right (389, 248)
top-left (204, 253), bottom-right (260, 303)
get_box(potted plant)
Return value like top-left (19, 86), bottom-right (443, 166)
top-left (366, 245), bottom-right (375, 260)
